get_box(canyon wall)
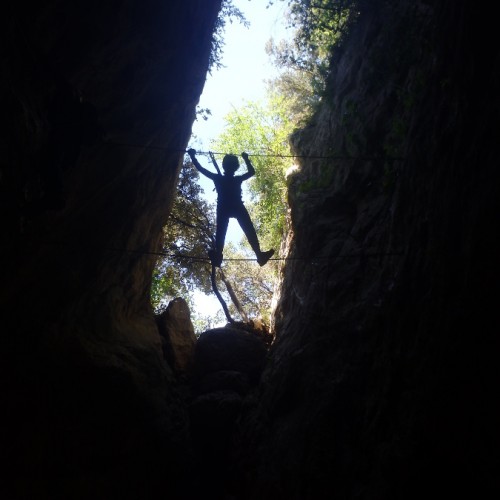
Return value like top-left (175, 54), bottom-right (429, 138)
top-left (1, 1), bottom-right (221, 498)
top-left (2, 1), bottom-right (498, 499)
top-left (237, 1), bottom-right (499, 498)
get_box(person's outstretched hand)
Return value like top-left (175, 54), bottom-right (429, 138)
top-left (188, 148), bottom-right (196, 158)
top-left (241, 152), bottom-right (249, 161)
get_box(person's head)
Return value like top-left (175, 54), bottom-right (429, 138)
top-left (222, 154), bottom-right (239, 175)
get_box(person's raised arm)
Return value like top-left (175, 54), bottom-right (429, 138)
top-left (239, 152), bottom-right (255, 181)
top-left (188, 149), bottom-right (218, 180)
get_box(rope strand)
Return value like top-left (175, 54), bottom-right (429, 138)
top-left (34, 242), bottom-right (403, 262)
top-left (105, 140), bottom-right (405, 161)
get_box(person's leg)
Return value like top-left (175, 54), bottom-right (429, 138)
top-left (237, 205), bottom-right (275, 266)
top-left (236, 205), bottom-right (260, 254)
top-left (211, 209), bottom-right (229, 266)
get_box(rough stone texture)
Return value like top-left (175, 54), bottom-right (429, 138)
top-left (198, 370), bottom-right (251, 396)
top-left (190, 326), bottom-right (269, 500)
top-left (237, 1), bottom-right (499, 499)
top-left (3, 1), bottom-right (498, 499)
top-left (194, 327), bottom-right (269, 385)
top-left (1, 1), bottom-right (222, 499)
top-left (156, 297), bottom-right (197, 374)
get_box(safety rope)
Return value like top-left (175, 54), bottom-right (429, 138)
top-left (33, 241), bottom-right (404, 262)
top-left (106, 140), bottom-right (405, 162)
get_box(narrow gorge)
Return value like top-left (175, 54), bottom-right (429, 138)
top-left (1, 1), bottom-right (497, 499)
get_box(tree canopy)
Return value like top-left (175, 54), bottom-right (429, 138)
top-left (150, 160), bottom-right (214, 312)
top-left (150, 157), bottom-right (278, 330)
top-left (152, 0), bottom-right (358, 328)
top-left (211, 92), bottom-right (296, 252)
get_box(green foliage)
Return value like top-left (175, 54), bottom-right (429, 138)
top-left (195, 106), bottom-right (212, 122)
top-left (285, 0), bottom-right (358, 55)
top-left (264, 62), bottom-right (317, 125)
top-left (212, 92), bottom-right (296, 251)
top-left (153, 0), bottom-right (364, 323)
top-left (210, 0), bottom-right (249, 71)
top-left (150, 161), bottom-right (215, 312)
top-left (151, 158), bottom-right (279, 326)
top-left (221, 243), bottom-right (278, 324)
top-left (265, 0), bottom-right (360, 118)
top-left (191, 308), bottom-right (227, 336)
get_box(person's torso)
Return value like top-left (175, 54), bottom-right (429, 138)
top-left (214, 175), bottom-right (244, 210)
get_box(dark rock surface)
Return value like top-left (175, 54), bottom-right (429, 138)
top-left (236, 1), bottom-right (499, 499)
top-left (2, 1), bottom-right (498, 499)
top-left (1, 1), bottom-right (222, 499)
top-left (190, 326), bottom-right (269, 499)
top-left (194, 327), bottom-right (269, 384)
top-left (156, 297), bottom-right (197, 374)
top-left (199, 370), bottom-right (252, 396)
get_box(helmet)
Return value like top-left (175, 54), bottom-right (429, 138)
top-left (222, 154), bottom-right (239, 174)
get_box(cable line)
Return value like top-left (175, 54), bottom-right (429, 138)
top-left (166, 252), bottom-right (406, 262)
top-left (34, 241), bottom-right (403, 263)
top-left (105, 140), bottom-right (405, 161)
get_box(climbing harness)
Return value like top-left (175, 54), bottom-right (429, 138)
top-left (208, 151), bottom-right (222, 174)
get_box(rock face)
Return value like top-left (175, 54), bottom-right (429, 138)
top-left (236, 1), bottom-right (499, 499)
top-left (194, 327), bottom-right (269, 384)
top-left (1, 1), bottom-right (221, 499)
top-left (2, 1), bottom-right (498, 499)
top-left (156, 298), bottom-right (197, 374)
top-left (189, 327), bottom-right (268, 499)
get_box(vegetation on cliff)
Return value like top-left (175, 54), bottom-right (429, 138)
top-left (152, 0), bottom-right (361, 326)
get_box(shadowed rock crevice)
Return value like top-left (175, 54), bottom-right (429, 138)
top-left (234, 1), bottom-right (499, 499)
top-left (1, 1), bottom-right (222, 499)
top-left (189, 326), bottom-right (269, 500)
top-left (2, 1), bottom-right (498, 499)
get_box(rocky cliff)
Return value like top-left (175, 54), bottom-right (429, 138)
top-left (2, 1), bottom-right (498, 499)
top-left (1, 1), bottom-right (221, 499)
top-left (236, 1), bottom-right (499, 499)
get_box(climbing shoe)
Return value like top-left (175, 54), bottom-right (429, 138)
top-left (257, 249), bottom-right (274, 266)
top-left (208, 249), bottom-right (223, 267)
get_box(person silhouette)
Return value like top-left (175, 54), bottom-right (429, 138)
top-left (188, 149), bottom-right (274, 267)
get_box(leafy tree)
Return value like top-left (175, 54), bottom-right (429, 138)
top-left (268, 0), bottom-right (358, 54)
top-left (151, 158), bottom-right (278, 329)
top-left (265, 0), bottom-right (359, 118)
top-left (153, 0), bottom-right (361, 324)
top-left (210, 0), bottom-right (249, 71)
top-left (191, 307), bottom-right (227, 335)
top-left (265, 66), bottom-right (317, 125)
top-left (211, 92), bottom-right (296, 252)
top-left (221, 243), bottom-right (278, 325)
top-left (284, 0), bottom-right (358, 58)
top-left (150, 159), bottom-right (215, 312)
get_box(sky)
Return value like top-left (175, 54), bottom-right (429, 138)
top-left (187, 0), bottom-right (290, 322)
top-left (190, 0), bottom-right (289, 151)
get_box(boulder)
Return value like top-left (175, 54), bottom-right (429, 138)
top-left (156, 298), bottom-right (197, 374)
top-left (194, 327), bottom-right (268, 384)
top-left (198, 370), bottom-right (251, 396)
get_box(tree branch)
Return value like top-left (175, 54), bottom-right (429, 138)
top-left (169, 214), bottom-right (198, 230)
top-left (210, 265), bottom-right (234, 324)
top-left (219, 268), bottom-right (249, 322)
